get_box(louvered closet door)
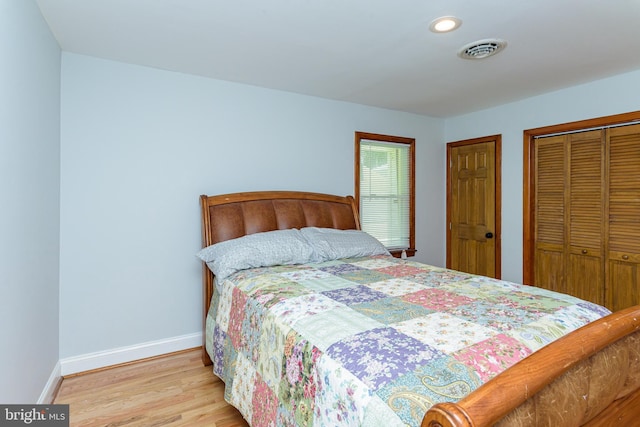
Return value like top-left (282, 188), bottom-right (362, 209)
top-left (534, 131), bottom-right (605, 305)
top-left (534, 135), bottom-right (566, 294)
top-left (566, 130), bottom-right (605, 306)
top-left (607, 124), bottom-right (640, 311)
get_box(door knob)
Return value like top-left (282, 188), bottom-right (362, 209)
top-left (485, 232), bottom-right (494, 239)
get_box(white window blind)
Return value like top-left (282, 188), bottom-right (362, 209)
top-left (359, 139), bottom-right (410, 250)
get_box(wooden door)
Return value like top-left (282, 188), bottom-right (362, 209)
top-left (607, 124), bottom-right (640, 311)
top-left (447, 136), bottom-right (501, 278)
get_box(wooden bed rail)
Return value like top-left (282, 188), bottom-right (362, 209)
top-left (422, 305), bottom-right (640, 427)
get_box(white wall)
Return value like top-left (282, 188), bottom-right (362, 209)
top-left (444, 69), bottom-right (640, 283)
top-left (0, 0), bottom-right (61, 402)
top-left (59, 53), bottom-right (444, 359)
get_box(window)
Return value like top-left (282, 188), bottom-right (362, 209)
top-left (355, 132), bottom-right (415, 256)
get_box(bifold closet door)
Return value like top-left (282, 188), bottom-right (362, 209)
top-left (534, 135), bottom-right (566, 294)
top-left (607, 124), bottom-right (640, 311)
top-left (566, 130), bottom-right (605, 306)
top-left (534, 130), bottom-right (605, 306)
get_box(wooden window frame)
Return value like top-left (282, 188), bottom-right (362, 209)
top-left (355, 131), bottom-right (416, 257)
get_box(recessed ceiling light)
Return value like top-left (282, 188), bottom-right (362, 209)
top-left (429, 16), bottom-right (462, 33)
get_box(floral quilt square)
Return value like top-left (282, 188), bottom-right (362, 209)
top-left (278, 333), bottom-right (322, 426)
top-left (252, 372), bottom-right (279, 427)
top-left (269, 293), bottom-right (344, 326)
top-left (446, 300), bottom-right (544, 332)
top-left (394, 312), bottom-right (496, 354)
top-left (403, 288), bottom-right (474, 311)
top-left (313, 355), bottom-right (373, 426)
top-left (409, 269), bottom-right (470, 286)
top-left (318, 262), bottom-right (365, 275)
top-left (376, 263), bottom-right (431, 278)
top-left (365, 278), bottom-right (431, 297)
top-left (322, 284), bottom-right (388, 305)
top-left (326, 327), bottom-right (444, 391)
top-left (453, 334), bottom-right (532, 381)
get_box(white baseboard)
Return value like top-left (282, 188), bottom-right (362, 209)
top-left (38, 360), bottom-right (62, 404)
top-left (59, 332), bottom-right (202, 376)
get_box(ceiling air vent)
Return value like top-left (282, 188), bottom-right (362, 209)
top-left (458, 38), bottom-right (507, 60)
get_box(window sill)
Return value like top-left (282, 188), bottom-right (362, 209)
top-left (390, 248), bottom-right (416, 258)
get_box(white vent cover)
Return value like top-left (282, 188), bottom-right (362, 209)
top-left (458, 39), bottom-right (507, 60)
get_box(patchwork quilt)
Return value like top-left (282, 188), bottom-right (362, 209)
top-left (205, 255), bottom-right (610, 426)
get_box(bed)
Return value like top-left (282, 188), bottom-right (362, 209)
top-left (198, 190), bottom-right (640, 427)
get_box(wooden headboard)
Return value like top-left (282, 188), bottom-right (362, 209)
top-left (199, 190), bottom-right (360, 364)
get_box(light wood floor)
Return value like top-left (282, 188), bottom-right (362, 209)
top-left (54, 348), bottom-right (249, 427)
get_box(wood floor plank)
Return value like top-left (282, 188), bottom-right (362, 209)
top-left (54, 348), bottom-right (249, 427)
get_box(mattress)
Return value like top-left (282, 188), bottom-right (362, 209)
top-left (204, 255), bottom-right (610, 426)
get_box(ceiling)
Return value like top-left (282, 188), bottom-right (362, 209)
top-left (36, 0), bottom-right (640, 118)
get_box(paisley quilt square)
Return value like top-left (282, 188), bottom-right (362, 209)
top-left (351, 297), bottom-right (433, 325)
top-left (394, 312), bottom-right (496, 354)
top-left (403, 288), bottom-right (475, 311)
top-left (294, 306), bottom-right (383, 351)
top-left (326, 327), bottom-right (444, 391)
top-left (507, 301), bottom-right (609, 352)
top-left (376, 355), bottom-right (482, 425)
top-left (269, 293), bottom-right (344, 326)
top-left (453, 334), bottom-right (532, 382)
top-left (446, 300), bottom-right (545, 332)
top-left (365, 278), bottom-right (431, 297)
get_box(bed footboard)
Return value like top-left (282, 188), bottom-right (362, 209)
top-left (422, 305), bottom-right (640, 427)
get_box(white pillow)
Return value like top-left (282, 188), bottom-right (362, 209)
top-left (196, 229), bottom-right (315, 281)
top-left (300, 227), bottom-right (390, 261)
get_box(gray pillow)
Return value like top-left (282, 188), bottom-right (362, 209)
top-left (196, 229), bottom-right (315, 281)
top-left (300, 227), bottom-right (390, 261)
